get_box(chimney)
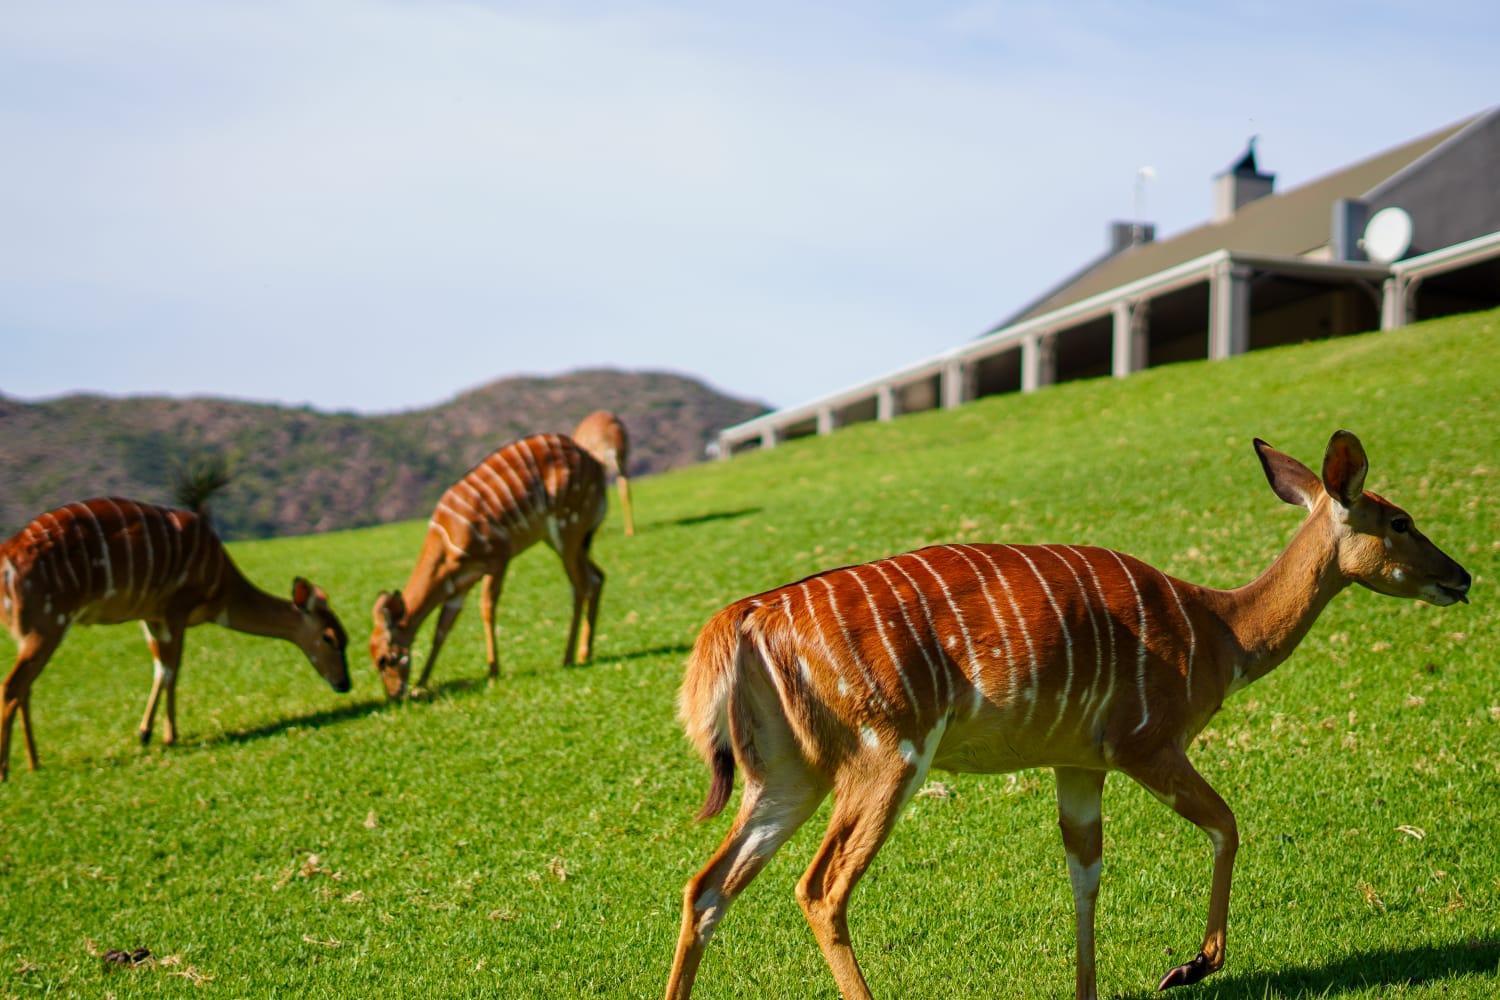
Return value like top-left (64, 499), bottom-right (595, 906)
top-left (1212, 137), bottom-right (1275, 223)
top-left (1107, 220), bottom-right (1156, 254)
top-left (1330, 198), bottom-right (1369, 261)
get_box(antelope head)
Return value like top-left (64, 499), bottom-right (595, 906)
top-left (291, 577), bottom-right (352, 692)
top-left (370, 590), bottom-right (414, 699)
top-left (1254, 430), bottom-right (1472, 607)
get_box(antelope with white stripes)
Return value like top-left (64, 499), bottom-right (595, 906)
top-left (0, 494), bottom-right (352, 779)
top-left (666, 431), bottom-right (1471, 999)
top-left (370, 433), bottom-right (607, 698)
top-left (573, 410), bottom-right (635, 537)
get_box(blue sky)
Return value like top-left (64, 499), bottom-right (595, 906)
top-left (3, 1), bottom-right (1496, 412)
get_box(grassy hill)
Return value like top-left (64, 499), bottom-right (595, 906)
top-left (1, 310), bottom-right (1495, 998)
top-left (0, 368), bottom-right (766, 540)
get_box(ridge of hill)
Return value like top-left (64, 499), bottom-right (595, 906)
top-left (0, 368), bottom-right (767, 539)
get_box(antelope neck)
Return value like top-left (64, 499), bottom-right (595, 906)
top-left (399, 548), bottom-right (460, 631)
top-left (220, 564), bottom-right (304, 643)
top-left (1202, 505), bottom-right (1348, 688)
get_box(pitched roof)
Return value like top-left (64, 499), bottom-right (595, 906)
top-left (1002, 115), bottom-right (1476, 327)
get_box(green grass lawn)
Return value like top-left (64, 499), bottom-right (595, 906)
top-left (2, 310), bottom-right (1497, 998)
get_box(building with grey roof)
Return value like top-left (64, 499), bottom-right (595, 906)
top-left (719, 108), bottom-right (1500, 456)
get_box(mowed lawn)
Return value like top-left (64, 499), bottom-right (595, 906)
top-left (2, 310), bottom-right (1497, 998)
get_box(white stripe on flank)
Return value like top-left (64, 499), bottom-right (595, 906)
top-left (779, 594), bottom-right (818, 695)
top-left (814, 576), bottom-right (894, 713)
top-left (868, 560), bottom-right (945, 715)
top-left (847, 565), bottom-right (918, 711)
top-left (517, 439), bottom-right (550, 506)
top-left (164, 510), bottom-right (183, 585)
top-left (495, 449), bottom-right (539, 522)
top-left (883, 557), bottom-right (954, 709)
top-left (961, 545), bottom-right (1041, 725)
top-left (129, 502), bottom-right (155, 599)
top-left (39, 513), bottom-right (81, 590)
top-left (1159, 571), bottom-right (1197, 702)
top-left (74, 503), bottom-right (115, 597)
top-left (797, 582), bottom-right (858, 704)
top-left (433, 500), bottom-right (476, 541)
top-left (428, 518), bottom-right (470, 558)
top-left (939, 545), bottom-right (1013, 714)
top-left (443, 487), bottom-right (485, 522)
top-left (1065, 547), bottom-right (1118, 737)
top-left (102, 500), bottom-right (133, 595)
top-left (457, 478), bottom-right (496, 523)
top-left (905, 551), bottom-right (980, 715)
top-left (1005, 545), bottom-right (1074, 740)
top-left (1103, 549), bottom-right (1152, 735)
top-left (475, 460), bottom-right (524, 535)
top-left (751, 630), bottom-right (790, 716)
top-left (1044, 546), bottom-right (1104, 730)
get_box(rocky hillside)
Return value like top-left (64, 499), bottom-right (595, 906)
top-left (0, 369), bottom-right (766, 539)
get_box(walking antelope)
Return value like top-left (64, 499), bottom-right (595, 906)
top-left (573, 410), bottom-right (635, 537)
top-left (370, 433), bottom-right (607, 698)
top-left (0, 496), bottom-right (351, 779)
top-left (666, 431), bottom-right (1471, 1000)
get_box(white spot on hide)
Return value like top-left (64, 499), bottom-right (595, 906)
top-left (860, 726), bottom-right (880, 749)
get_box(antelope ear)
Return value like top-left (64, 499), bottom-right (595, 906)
top-left (1253, 438), bottom-right (1321, 509)
top-left (374, 590), bottom-right (406, 627)
top-left (292, 577), bottom-right (328, 612)
top-left (1321, 430), bottom-right (1368, 508)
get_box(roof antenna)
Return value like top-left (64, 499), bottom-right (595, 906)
top-left (1133, 165), bottom-right (1156, 227)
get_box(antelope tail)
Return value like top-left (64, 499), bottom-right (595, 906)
top-left (678, 602), bottom-right (757, 820)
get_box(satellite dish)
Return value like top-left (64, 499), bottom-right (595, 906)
top-left (1361, 207), bottom-right (1413, 264)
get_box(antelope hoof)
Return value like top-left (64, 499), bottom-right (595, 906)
top-left (138, 728), bottom-right (152, 747)
top-left (1158, 952), bottom-right (1213, 990)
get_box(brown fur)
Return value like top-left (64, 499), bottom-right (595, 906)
top-left (573, 410), bottom-right (635, 537)
top-left (0, 499), bottom-right (350, 779)
top-left (369, 433), bottom-right (607, 697)
top-left (666, 431), bottom-right (1471, 1000)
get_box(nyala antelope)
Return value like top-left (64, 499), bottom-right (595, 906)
top-left (370, 433), bottom-right (607, 698)
top-left (667, 431), bottom-right (1470, 1000)
top-left (573, 410), bottom-right (635, 537)
top-left (0, 494), bottom-right (351, 780)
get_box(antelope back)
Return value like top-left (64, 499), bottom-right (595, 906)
top-left (1, 499), bottom-right (226, 632)
top-left (724, 543), bottom-right (1204, 766)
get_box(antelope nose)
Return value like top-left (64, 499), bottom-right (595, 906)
top-left (1456, 568), bottom-right (1472, 592)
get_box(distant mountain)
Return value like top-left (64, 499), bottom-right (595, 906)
top-left (0, 370), bottom-right (767, 539)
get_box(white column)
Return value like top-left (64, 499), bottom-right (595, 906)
top-left (940, 359), bottom-right (969, 409)
top-left (759, 426), bottom-right (779, 450)
top-left (1208, 260), bottom-right (1252, 359)
top-left (1021, 334), bottom-right (1056, 393)
top-left (816, 407), bottom-right (838, 435)
top-left (876, 384), bottom-right (897, 421)
top-left (1111, 299), bottom-right (1149, 378)
top-left (1381, 274), bottom-right (1419, 330)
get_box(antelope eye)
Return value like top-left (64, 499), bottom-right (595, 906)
top-left (1391, 517), bottom-right (1411, 534)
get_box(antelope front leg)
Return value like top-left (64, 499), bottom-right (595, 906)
top-left (1055, 767), bottom-right (1106, 1000)
top-left (480, 572), bottom-right (505, 682)
top-left (139, 620), bottom-right (186, 746)
top-left (2, 632), bottom-right (60, 780)
top-left (415, 598), bottom-right (464, 692)
top-left (1123, 748), bottom-right (1239, 990)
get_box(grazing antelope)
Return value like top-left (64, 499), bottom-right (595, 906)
top-left (370, 433), bottom-right (607, 698)
top-left (0, 497), bottom-right (352, 779)
top-left (573, 410), bottom-right (635, 537)
top-left (666, 431), bottom-right (1471, 1000)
